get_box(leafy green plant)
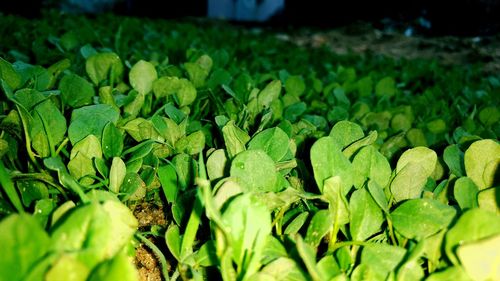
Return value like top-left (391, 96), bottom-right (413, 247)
top-left (0, 11), bottom-right (499, 281)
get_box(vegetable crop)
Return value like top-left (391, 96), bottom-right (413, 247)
top-left (0, 11), bottom-right (499, 281)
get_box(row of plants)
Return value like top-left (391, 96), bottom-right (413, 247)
top-left (0, 11), bottom-right (499, 281)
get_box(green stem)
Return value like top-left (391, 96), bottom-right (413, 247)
top-left (387, 217), bottom-right (398, 245)
top-left (136, 233), bottom-right (170, 281)
top-left (180, 190), bottom-right (203, 260)
top-left (0, 161), bottom-right (24, 213)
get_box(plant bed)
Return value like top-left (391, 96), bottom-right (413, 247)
top-left (0, 11), bottom-right (499, 281)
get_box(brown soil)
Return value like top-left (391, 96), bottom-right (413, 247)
top-left (277, 22), bottom-right (500, 74)
top-left (133, 203), bottom-right (169, 281)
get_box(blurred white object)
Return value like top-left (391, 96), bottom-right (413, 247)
top-left (208, 0), bottom-right (284, 21)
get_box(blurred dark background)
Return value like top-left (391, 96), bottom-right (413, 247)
top-left (1, 0), bottom-right (499, 36)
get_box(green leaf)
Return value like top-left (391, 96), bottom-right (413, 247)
top-left (457, 234), bottom-right (500, 281)
top-left (0, 214), bottom-right (50, 281)
top-left (68, 104), bottom-right (120, 145)
top-left (426, 266), bottom-right (473, 281)
top-left (453, 177), bottom-right (479, 210)
top-left (352, 145), bottom-right (392, 189)
top-left (360, 244), bottom-right (406, 281)
top-left (123, 118), bottom-right (163, 142)
top-left (443, 144), bottom-right (465, 177)
top-left (129, 60), bottom-right (157, 95)
top-left (391, 199), bottom-right (456, 239)
top-left (230, 149), bottom-right (279, 192)
top-left (86, 52), bottom-right (123, 86)
top-left (67, 152), bottom-right (96, 186)
top-left (350, 187), bottom-right (384, 241)
top-left (109, 157), bottom-right (126, 193)
top-left (152, 76), bottom-right (180, 98)
top-left (391, 147), bottom-right (437, 202)
top-left (176, 78), bottom-right (197, 107)
top-left (255, 257), bottom-right (309, 281)
top-left (158, 164), bottom-right (178, 203)
top-left (102, 122), bottom-right (124, 159)
top-left (165, 224), bottom-right (182, 261)
top-left (221, 193), bottom-right (272, 279)
top-left (222, 120), bottom-right (250, 158)
top-left (323, 176), bottom-right (350, 225)
top-left (284, 212), bottom-right (309, 235)
top-left (375, 76), bottom-right (396, 97)
top-left (59, 73), bottom-right (94, 108)
top-left (70, 134), bottom-right (102, 160)
top-left (285, 75), bottom-right (306, 97)
top-left (0, 57), bottom-right (21, 90)
top-left (445, 208), bottom-right (500, 264)
top-left (87, 252), bottom-right (138, 281)
top-left (311, 136), bottom-right (354, 193)
top-left (305, 209), bottom-right (333, 247)
top-left (206, 149), bottom-right (228, 181)
top-left (45, 254), bottom-right (89, 281)
top-left (464, 139), bottom-right (500, 190)
top-left (329, 120), bottom-right (365, 148)
top-left (175, 130), bottom-right (205, 155)
top-left (258, 80), bottom-right (282, 109)
top-left (120, 173), bottom-right (146, 201)
top-left (247, 127), bottom-right (289, 162)
top-left (261, 236), bottom-right (288, 265)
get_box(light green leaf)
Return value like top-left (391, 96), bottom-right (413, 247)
top-left (85, 52), bottom-right (123, 86)
top-left (86, 252), bottom-right (138, 281)
top-left (391, 199), bottom-right (456, 239)
top-left (175, 130), bottom-right (205, 155)
top-left (222, 120), bottom-right (250, 158)
top-left (123, 118), bottom-right (163, 142)
top-left (67, 153), bottom-right (96, 186)
top-left (206, 149), bottom-right (228, 181)
top-left (360, 244), bottom-right (406, 281)
top-left (0, 214), bottom-right (50, 281)
top-left (329, 120), bottom-right (365, 148)
top-left (230, 149), bottom-right (279, 192)
top-left (464, 139), bottom-right (500, 190)
top-left (305, 210), bottom-right (333, 247)
top-left (445, 208), bottom-right (500, 264)
top-left (375, 76), bottom-right (396, 97)
top-left (478, 187), bottom-right (500, 214)
top-left (109, 157), bottom-right (126, 193)
top-left (247, 127), bottom-right (289, 162)
top-left (59, 73), bottom-right (94, 108)
top-left (68, 104), bottom-right (120, 145)
top-left (350, 187), bottom-right (384, 241)
top-left (352, 145), bottom-right (392, 189)
top-left (176, 78), bottom-right (197, 107)
top-left (257, 257), bottom-right (309, 281)
top-left (453, 177), bottom-right (479, 210)
top-left (129, 60), bottom-right (157, 95)
top-left (70, 134), bottom-right (102, 160)
top-left (285, 75), bottom-right (306, 97)
top-left (311, 136), bottom-right (354, 193)
top-left (258, 80), bottom-right (282, 109)
top-left (457, 234), bottom-right (500, 281)
top-left (444, 144), bottom-right (465, 177)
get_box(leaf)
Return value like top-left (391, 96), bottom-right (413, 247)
top-left (257, 257), bottom-right (309, 281)
top-left (295, 236), bottom-right (322, 280)
top-left (367, 180), bottom-right (389, 213)
top-left (323, 176), bottom-right (350, 225)
top-left (284, 212), bottom-right (309, 235)
top-left (305, 209), bottom-right (333, 247)
top-left (443, 144), bottom-right (465, 177)
top-left (457, 234), bottom-right (500, 281)
top-left (206, 149), bottom-right (228, 181)
top-left (123, 118), bottom-right (163, 142)
top-left (352, 145), bottom-right (392, 189)
top-left (0, 57), bottom-right (21, 90)
top-left (129, 60), bottom-right (157, 95)
top-left (0, 214), bottom-right (50, 281)
top-left (158, 164), bottom-right (178, 203)
top-left (391, 147), bottom-right (437, 202)
top-left (261, 236), bottom-right (288, 265)
top-left (464, 139), bottom-right (500, 190)
top-left (445, 208), bottom-right (500, 264)
top-left (221, 193), bottom-right (272, 278)
top-left (109, 157), bottom-right (126, 193)
top-left (45, 254), bottom-right (89, 281)
top-left (120, 173), bottom-right (146, 201)
top-left (258, 80), bottom-right (282, 109)
top-left (453, 177), bottom-right (479, 210)
top-left (426, 266), bottom-right (473, 281)
top-left (391, 199), bottom-right (456, 239)
top-left (310, 136), bottom-right (354, 193)
top-left (59, 73), bottom-right (94, 108)
top-left (230, 149), bottom-right (279, 192)
top-left (176, 78), bottom-right (197, 107)
top-left (70, 134), bottom-right (102, 160)
top-left (329, 120), bottom-right (365, 148)
top-left (222, 120), bottom-right (250, 158)
top-left (67, 152), bottom-right (96, 186)
top-left (285, 75), bottom-right (306, 97)
top-left (86, 252), bottom-right (138, 281)
top-left (317, 255), bottom-right (342, 281)
top-left (102, 122), bottom-right (124, 159)
top-left (68, 104), bottom-right (120, 145)
top-left (175, 130), bottom-right (205, 155)
top-left (375, 76), bottom-right (396, 97)
top-left (247, 127), bottom-right (289, 162)
top-left (85, 52), bottom-right (123, 86)
top-left (349, 187), bottom-right (384, 241)
top-left (478, 187), bottom-right (500, 214)
top-left (360, 244), bottom-right (406, 281)
top-left (165, 224), bottom-right (181, 261)
top-left (152, 76), bottom-right (180, 98)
